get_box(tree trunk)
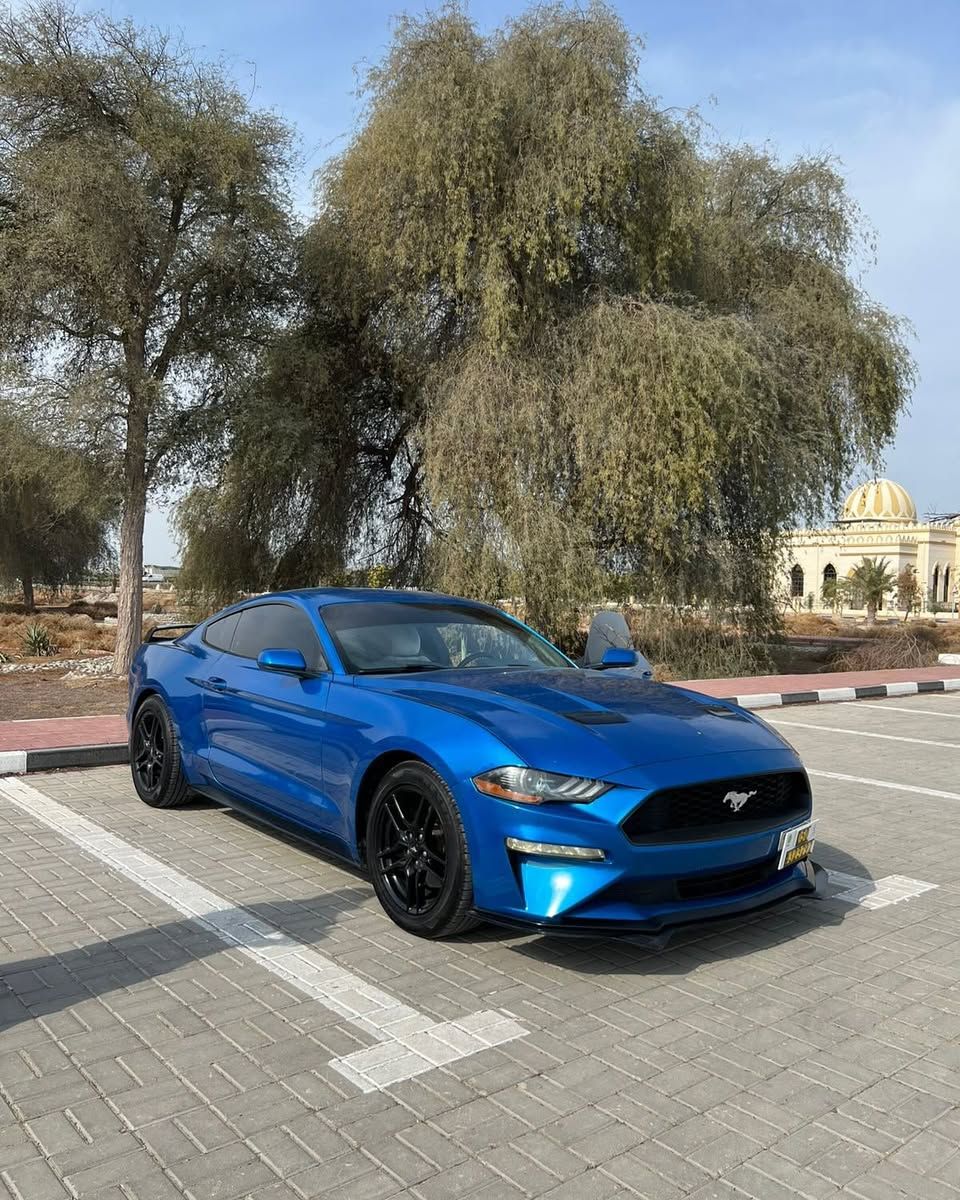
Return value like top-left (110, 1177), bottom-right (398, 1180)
top-left (21, 572), bottom-right (34, 611)
top-left (114, 401), bottom-right (148, 677)
top-left (865, 600), bottom-right (877, 626)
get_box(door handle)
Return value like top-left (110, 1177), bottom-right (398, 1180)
top-left (206, 676), bottom-right (228, 692)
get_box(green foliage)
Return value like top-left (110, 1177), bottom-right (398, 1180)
top-left (0, 2), bottom-right (296, 670)
top-left (821, 577), bottom-right (844, 612)
top-left (366, 565), bottom-right (391, 589)
top-left (23, 621), bottom-right (56, 656)
top-left (0, 403), bottom-right (115, 607)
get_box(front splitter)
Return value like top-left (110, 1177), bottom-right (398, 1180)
top-left (474, 859), bottom-right (826, 945)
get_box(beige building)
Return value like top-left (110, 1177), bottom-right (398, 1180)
top-left (783, 479), bottom-right (959, 615)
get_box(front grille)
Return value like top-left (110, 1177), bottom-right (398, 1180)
top-left (622, 771), bottom-right (810, 844)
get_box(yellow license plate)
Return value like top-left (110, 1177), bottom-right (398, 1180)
top-left (778, 821), bottom-right (817, 870)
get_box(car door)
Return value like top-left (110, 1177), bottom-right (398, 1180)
top-left (200, 601), bottom-right (337, 834)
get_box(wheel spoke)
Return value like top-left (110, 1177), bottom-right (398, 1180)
top-left (385, 793), bottom-right (410, 834)
top-left (422, 846), bottom-right (445, 871)
top-left (410, 794), bottom-right (428, 832)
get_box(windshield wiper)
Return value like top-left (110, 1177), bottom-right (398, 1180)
top-left (355, 664), bottom-right (446, 675)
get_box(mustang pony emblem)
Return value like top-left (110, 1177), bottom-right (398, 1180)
top-left (723, 788), bottom-right (757, 813)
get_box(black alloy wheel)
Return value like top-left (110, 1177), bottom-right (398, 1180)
top-left (130, 696), bottom-right (190, 808)
top-left (133, 708), bottom-right (165, 793)
top-left (374, 784), bottom-right (447, 914)
top-left (367, 761), bottom-right (479, 938)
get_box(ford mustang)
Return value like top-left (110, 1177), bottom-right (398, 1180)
top-left (128, 589), bottom-right (823, 938)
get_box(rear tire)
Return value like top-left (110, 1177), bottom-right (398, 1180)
top-left (366, 761), bottom-right (479, 938)
top-left (130, 696), bottom-right (191, 809)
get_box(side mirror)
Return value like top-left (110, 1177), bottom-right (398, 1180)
top-left (257, 647), bottom-right (308, 675)
top-left (599, 647), bottom-right (638, 669)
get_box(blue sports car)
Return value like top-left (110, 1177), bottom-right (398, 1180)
top-left (128, 589), bottom-right (822, 939)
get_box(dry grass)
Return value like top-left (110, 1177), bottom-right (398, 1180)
top-left (834, 629), bottom-right (943, 671)
top-left (0, 589), bottom-right (181, 660)
top-left (626, 608), bottom-right (774, 682)
top-left (783, 612), bottom-right (843, 637)
top-left (0, 612), bottom-right (116, 659)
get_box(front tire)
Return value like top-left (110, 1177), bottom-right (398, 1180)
top-left (366, 761), bottom-right (479, 938)
top-left (130, 696), bottom-right (191, 809)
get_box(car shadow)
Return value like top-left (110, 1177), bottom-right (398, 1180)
top-left (495, 840), bottom-right (874, 974)
top-left (0, 838), bottom-right (873, 1030)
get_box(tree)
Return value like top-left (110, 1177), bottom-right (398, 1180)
top-left (848, 557), bottom-right (897, 625)
top-left (895, 565), bottom-right (920, 621)
top-left (0, 3), bottom-right (295, 672)
top-left (821, 576), bottom-right (845, 614)
top-left (319, 3), bottom-right (913, 636)
top-left (0, 407), bottom-right (114, 608)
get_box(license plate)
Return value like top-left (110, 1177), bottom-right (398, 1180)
top-left (778, 820), bottom-right (817, 870)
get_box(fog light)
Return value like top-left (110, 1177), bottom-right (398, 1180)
top-left (505, 837), bottom-right (605, 861)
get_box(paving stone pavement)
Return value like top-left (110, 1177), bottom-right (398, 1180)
top-left (1, 692), bottom-right (960, 1198)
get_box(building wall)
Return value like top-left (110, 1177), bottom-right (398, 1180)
top-left (782, 524), bottom-right (958, 613)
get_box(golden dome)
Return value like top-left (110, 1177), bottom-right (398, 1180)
top-left (840, 479), bottom-right (917, 524)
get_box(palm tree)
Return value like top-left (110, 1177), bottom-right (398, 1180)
top-left (848, 557), bottom-right (897, 625)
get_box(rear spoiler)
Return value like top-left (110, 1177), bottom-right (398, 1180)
top-left (144, 623), bottom-right (195, 643)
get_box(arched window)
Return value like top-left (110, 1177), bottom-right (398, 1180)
top-left (944, 565), bottom-right (952, 604)
top-left (822, 563), bottom-right (837, 585)
top-left (790, 564), bottom-right (804, 598)
top-left (933, 564), bottom-right (940, 604)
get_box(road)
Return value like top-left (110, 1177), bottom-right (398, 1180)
top-left (1, 693), bottom-right (958, 1199)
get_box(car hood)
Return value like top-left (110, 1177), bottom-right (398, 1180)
top-left (359, 669), bottom-right (791, 777)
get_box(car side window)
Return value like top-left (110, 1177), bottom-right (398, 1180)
top-left (229, 604), bottom-right (325, 671)
top-left (202, 612), bottom-right (240, 652)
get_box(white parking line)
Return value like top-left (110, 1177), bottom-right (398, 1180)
top-left (826, 870), bottom-right (938, 909)
top-left (770, 720), bottom-right (960, 750)
top-left (808, 768), bottom-right (960, 803)
top-left (832, 702), bottom-right (960, 720)
top-left (0, 777), bottom-right (526, 1093)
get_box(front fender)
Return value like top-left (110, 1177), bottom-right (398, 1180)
top-left (322, 682), bottom-right (521, 858)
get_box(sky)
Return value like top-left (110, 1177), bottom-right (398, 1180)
top-left (100, 0), bottom-right (960, 564)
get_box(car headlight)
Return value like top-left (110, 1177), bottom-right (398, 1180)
top-left (473, 766), bottom-right (610, 804)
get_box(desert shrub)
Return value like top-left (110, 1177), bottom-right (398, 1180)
top-left (67, 599), bottom-right (118, 619)
top-left (626, 608), bottom-right (775, 681)
top-left (23, 623), bottom-right (57, 656)
top-left (834, 631), bottom-right (941, 671)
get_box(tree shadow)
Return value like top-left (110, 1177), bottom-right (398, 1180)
top-left (0, 888), bottom-right (373, 1033)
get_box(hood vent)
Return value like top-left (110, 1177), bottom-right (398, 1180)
top-left (562, 710), bottom-right (629, 725)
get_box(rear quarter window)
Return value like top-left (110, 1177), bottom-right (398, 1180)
top-left (202, 612), bottom-right (240, 652)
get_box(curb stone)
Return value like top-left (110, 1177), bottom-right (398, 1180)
top-left (737, 677), bottom-right (960, 710)
top-left (0, 743), bottom-right (128, 776)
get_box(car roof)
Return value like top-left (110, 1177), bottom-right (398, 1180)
top-left (234, 588), bottom-right (504, 611)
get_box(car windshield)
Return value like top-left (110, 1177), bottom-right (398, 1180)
top-left (321, 601), bottom-right (573, 675)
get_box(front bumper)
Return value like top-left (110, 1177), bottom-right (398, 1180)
top-left (459, 747), bottom-right (822, 935)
